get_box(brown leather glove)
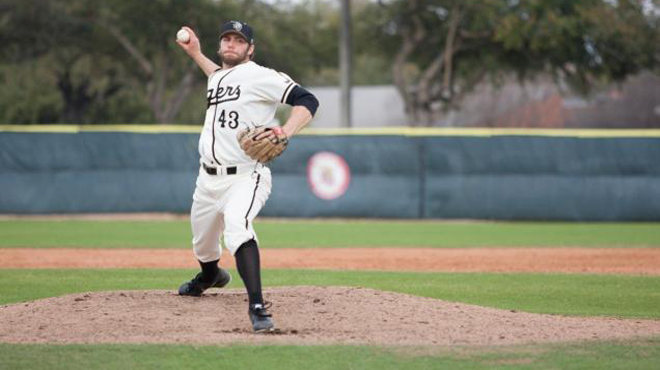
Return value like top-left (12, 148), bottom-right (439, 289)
top-left (237, 126), bottom-right (289, 163)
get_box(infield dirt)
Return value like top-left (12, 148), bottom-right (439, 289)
top-left (2, 246), bottom-right (659, 346)
top-left (2, 247), bottom-right (659, 274)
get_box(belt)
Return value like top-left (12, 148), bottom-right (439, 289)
top-left (202, 162), bottom-right (255, 176)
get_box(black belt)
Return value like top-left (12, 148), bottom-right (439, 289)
top-left (203, 163), bottom-right (237, 175)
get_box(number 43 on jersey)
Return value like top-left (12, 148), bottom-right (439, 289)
top-left (218, 110), bottom-right (239, 129)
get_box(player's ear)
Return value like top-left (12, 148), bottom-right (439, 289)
top-left (248, 44), bottom-right (255, 60)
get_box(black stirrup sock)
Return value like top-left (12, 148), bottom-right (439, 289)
top-left (235, 239), bottom-right (264, 306)
top-left (198, 259), bottom-right (219, 283)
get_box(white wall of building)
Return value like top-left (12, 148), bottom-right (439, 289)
top-left (308, 85), bottom-right (407, 128)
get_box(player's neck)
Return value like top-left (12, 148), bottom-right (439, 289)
top-left (222, 60), bottom-right (250, 70)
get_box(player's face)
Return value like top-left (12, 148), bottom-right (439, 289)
top-left (218, 33), bottom-right (253, 67)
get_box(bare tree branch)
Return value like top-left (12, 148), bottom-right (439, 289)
top-left (162, 62), bottom-right (198, 123)
top-left (442, 5), bottom-right (462, 98)
top-left (97, 20), bottom-right (153, 76)
top-left (416, 4), bottom-right (462, 125)
top-left (392, 0), bottom-right (425, 122)
top-left (149, 55), bottom-right (168, 122)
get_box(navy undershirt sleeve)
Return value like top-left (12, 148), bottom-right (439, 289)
top-left (285, 86), bottom-right (319, 116)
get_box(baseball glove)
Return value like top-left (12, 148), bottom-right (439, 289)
top-left (237, 126), bottom-right (289, 163)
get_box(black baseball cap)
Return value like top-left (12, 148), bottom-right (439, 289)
top-left (220, 20), bottom-right (254, 45)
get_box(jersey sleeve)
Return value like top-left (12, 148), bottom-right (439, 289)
top-left (255, 69), bottom-right (299, 104)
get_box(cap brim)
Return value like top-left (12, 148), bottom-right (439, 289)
top-left (220, 30), bottom-right (251, 44)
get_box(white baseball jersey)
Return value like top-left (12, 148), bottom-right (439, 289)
top-left (199, 61), bottom-right (298, 167)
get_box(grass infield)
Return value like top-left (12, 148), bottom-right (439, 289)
top-left (1, 220), bottom-right (659, 248)
top-left (1, 269), bottom-right (659, 319)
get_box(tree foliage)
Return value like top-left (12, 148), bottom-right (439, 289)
top-left (0, 0), bottom-right (339, 124)
top-left (0, 0), bottom-right (658, 125)
top-left (366, 0), bottom-right (660, 125)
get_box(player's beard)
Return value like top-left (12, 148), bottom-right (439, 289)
top-left (219, 48), bottom-right (250, 68)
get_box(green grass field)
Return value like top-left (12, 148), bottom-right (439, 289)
top-left (1, 219), bottom-right (659, 369)
top-left (2, 339), bottom-right (659, 370)
top-left (0, 219), bottom-right (659, 248)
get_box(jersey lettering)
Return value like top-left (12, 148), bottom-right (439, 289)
top-left (207, 85), bottom-right (241, 107)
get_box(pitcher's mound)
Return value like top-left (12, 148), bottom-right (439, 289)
top-left (1, 286), bottom-right (659, 346)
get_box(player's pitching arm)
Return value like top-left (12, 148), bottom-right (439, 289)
top-left (257, 88), bottom-right (319, 143)
top-left (282, 106), bottom-right (313, 138)
top-left (175, 26), bottom-right (220, 77)
top-left (282, 86), bottom-right (319, 138)
top-left (239, 87), bottom-right (319, 163)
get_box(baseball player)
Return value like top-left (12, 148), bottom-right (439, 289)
top-left (175, 20), bottom-right (319, 332)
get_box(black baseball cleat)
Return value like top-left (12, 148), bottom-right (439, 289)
top-left (248, 302), bottom-right (275, 333)
top-left (178, 268), bottom-right (232, 296)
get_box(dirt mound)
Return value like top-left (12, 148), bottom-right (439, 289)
top-left (1, 287), bottom-right (659, 346)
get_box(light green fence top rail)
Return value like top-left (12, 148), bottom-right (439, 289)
top-left (2, 124), bottom-right (660, 137)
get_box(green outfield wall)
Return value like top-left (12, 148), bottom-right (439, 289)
top-left (1, 126), bottom-right (659, 220)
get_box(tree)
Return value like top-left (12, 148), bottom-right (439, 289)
top-left (234, 0), bottom-right (341, 85)
top-left (86, 0), bottom-right (239, 124)
top-left (0, 0), bottom-right (158, 124)
top-left (371, 0), bottom-right (660, 126)
top-left (0, 0), bottom-right (343, 124)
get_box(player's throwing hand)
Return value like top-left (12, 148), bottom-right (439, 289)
top-left (175, 26), bottom-right (201, 56)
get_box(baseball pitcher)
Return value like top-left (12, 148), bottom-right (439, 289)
top-left (175, 20), bottom-right (319, 332)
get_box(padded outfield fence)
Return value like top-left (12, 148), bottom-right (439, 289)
top-left (1, 125), bottom-right (659, 221)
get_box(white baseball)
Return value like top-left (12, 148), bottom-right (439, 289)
top-left (176, 29), bottom-right (190, 43)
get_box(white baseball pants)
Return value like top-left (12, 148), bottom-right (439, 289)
top-left (190, 165), bottom-right (272, 262)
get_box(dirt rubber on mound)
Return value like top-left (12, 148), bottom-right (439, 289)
top-left (1, 287), bottom-right (659, 347)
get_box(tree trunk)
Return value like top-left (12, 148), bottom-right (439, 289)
top-left (391, 1), bottom-right (424, 125)
top-left (416, 5), bottom-right (461, 126)
top-left (161, 63), bottom-right (197, 123)
top-left (56, 65), bottom-right (92, 124)
top-left (149, 55), bottom-right (167, 123)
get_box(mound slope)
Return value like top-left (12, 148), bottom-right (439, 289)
top-left (1, 287), bottom-right (659, 346)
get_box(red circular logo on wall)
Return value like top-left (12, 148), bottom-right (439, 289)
top-left (307, 151), bottom-right (351, 200)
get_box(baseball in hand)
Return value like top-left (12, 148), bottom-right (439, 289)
top-left (176, 29), bottom-right (190, 43)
